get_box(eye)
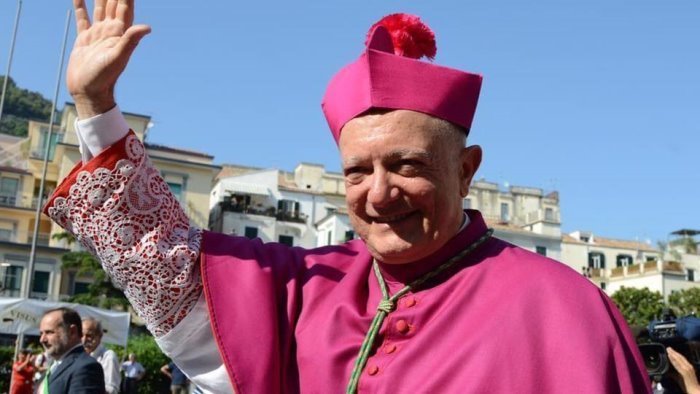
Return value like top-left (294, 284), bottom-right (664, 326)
top-left (343, 166), bottom-right (370, 184)
top-left (394, 159), bottom-right (424, 176)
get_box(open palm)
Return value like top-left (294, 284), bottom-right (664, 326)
top-left (66, 0), bottom-right (150, 117)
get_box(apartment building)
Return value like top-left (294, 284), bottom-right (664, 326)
top-left (209, 163), bottom-right (347, 247)
top-left (0, 104), bottom-right (220, 301)
top-left (210, 166), bottom-right (565, 260)
top-left (465, 180), bottom-right (563, 260)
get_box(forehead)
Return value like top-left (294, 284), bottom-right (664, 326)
top-left (82, 321), bottom-right (99, 332)
top-left (40, 311), bottom-right (62, 329)
top-left (339, 110), bottom-right (445, 158)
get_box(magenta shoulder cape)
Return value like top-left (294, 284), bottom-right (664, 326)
top-left (200, 210), bottom-right (649, 393)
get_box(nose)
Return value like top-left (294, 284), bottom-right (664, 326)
top-left (366, 169), bottom-right (400, 207)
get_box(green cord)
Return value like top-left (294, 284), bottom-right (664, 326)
top-left (345, 229), bottom-right (494, 393)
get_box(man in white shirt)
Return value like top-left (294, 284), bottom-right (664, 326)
top-left (82, 317), bottom-right (121, 394)
top-left (121, 353), bottom-right (146, 394)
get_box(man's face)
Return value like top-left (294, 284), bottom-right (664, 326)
top-left (81, 320), bottom-right (102, 353)
top-left (339, 110), bottom-right (481, 264)
top-left (39, 311), bottom-right (72, 359)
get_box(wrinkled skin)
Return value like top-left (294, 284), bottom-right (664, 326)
top-left (339, 110), bottom-right (482, 265)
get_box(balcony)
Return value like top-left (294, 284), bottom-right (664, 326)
top-left (0, 193), bottom-right (46, 210)
top-left (218, 197), bottom-right (308, 224)
top-left (526, 209), bottom-right (560, 224)
top-left (275, 211), bottom-right (308, 224)
top-left (0, 230), bottom-right (52, 246)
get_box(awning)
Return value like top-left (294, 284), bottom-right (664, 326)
top-left (0, 298), bottom-right (131, 347)
top-left (225, 182), bottom-right (271, 196)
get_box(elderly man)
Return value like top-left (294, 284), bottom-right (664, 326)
top-left (45, 1), bottom-right (650, 393)
top-left (38, 308), bottom-right (104, 393)
top-left (82, 317), bottom-right (121, 393)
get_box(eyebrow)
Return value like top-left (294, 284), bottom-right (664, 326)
top-left (343, 149), bottom-right (434, 167)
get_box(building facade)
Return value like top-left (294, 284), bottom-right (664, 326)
top-left (0, 104), bottom-right (220, 301)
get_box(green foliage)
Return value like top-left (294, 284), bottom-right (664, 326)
top-left (670, 237), bottom-right (698, 255)
top-left (668, 288), bottom-right (700, 316)
top-left (0, 75), bottom-right (53, 137)
top-left (61, 250), bottom-right (130, 309)
top-left (0, 346), bottom-right (15, 393)
top-left (115, 334), bottom-right (170, 394)
top-left (55, 232), bottom-right (129, 309)
top-left (611, 286), bottom-right (665, 326)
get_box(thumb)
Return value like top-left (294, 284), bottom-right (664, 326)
top-left (116, 24), bottom-right (152, 59)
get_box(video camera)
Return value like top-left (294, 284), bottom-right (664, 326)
top-left (638, 310), bottom-right (700, 382)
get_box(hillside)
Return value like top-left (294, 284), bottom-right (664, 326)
top-left (0, 75), bottom-right (53, 137)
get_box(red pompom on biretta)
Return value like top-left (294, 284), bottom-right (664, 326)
top-left (366, 13), bottom-right (437, 60)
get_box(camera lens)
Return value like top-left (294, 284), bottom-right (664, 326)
top-left (639, 344), bottom-right (668, 376)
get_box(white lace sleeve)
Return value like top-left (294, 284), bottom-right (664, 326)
top-left (47, 133), bottom-right (203, 337)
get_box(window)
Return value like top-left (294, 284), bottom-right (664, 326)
top-left (244, 226), bottom-right (258, 239)
top-left (32, 271), bottom-right (50, 294)
top-left (588, 252), bottom-right (605, 269)
top-left (73, 281), bottom-right (90, 295)
top-left (0, 229), bottom-right (12, 241)
top-left (535, 246), bottom-right (547, 256)
top-left (646, 256), bottom-right (656, 262)
top-left (3, 266), bottom-right (23, 297)
top-left (616, 254), bottom-right (633, 268)
top-left (545, 208), bottom-right (554, 221)
top-left (0, 177), bottom-right (19, 206)
top-left (278, 200), bottom-right (300, 215)
top-left (600, 282), bottom-right (606, 291)
top-left (278, 235), bottom-right (294, 246)
top-left (580, 236), bottom-right (590, 243)
top-left (37, 127), bottom-right (63, 161)
top-left (462, 198), bottom-right (472, 210)
top-left (344, 231), bottom-right (355, 242)
top-left (688, 269), bottom-right (695, 282)
top-left (167, 182), bottom-right (183, 201)
top-left (327, 231), bottom-right (332, 246)
top-left (500, 203), bottom-right (509, 222)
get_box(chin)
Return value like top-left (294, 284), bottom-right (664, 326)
top-left (367, 239), bottom-right (427, 264)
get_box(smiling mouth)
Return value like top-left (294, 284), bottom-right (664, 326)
top-left (372, 212), bottom-right (415, 224)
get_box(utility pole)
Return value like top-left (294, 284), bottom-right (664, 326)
top-left (13, 8), bottom-right (72, 367)
top-left (0, 0), bottom-right (23, 124)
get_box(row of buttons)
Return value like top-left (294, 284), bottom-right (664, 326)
top-left (366, 295), bottom-right (418, 376)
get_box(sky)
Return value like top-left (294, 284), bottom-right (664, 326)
top-left (1, 0), bottom-right (698, 245)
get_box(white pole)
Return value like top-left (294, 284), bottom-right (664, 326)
top-left (0, 0), bottom-right (22, 124)
top-left (15, 7), bottom-right (72, 364)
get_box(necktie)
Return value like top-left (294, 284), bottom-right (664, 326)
top-left (41, 362), bottom-right (57, 394)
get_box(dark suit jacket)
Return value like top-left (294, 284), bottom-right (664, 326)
top-left (48, 345), bottom-right (105, 393)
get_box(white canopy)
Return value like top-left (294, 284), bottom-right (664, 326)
top-left (0, 298), bottom-right (131, 347)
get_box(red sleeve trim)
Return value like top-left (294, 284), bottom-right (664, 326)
top-left (43, 130), bottom-right (137, 215)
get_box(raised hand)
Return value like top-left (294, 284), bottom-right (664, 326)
top-left (66, 0), bottom-right (151, 118)
top-left (667, 347), bottom-right (700, 394)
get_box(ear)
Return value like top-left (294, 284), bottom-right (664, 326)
top-left (69, 324), bottom-right (80, 339)
top-left (459, 145), bottom-right (482, 197)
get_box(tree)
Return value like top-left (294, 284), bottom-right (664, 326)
top-left (611, 286), bottom-right (665, 327)
top-left (53, 232), bottom-right (129, 309)
top-left (668, 288), bottom-right (700, 317)
top-left (109, 334), bottom-right (170, 394)
top-left (0, 75), bottom-right (53, 137)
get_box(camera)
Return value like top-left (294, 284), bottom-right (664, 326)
top-left (637, 310), bottom-right (700, 383)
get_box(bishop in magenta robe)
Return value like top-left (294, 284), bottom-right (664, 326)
top-left (45, 4), bottom-right (651, 393)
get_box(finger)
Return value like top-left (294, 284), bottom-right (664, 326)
top-left (106, 0), bottom-right (118, 19)
top-left (115, 24), bottom-right (151, 59)
top-left (668, 349), bottom-right (693, 373)
top-left (116, 0), bottom-right (134, 27)
top-left (93, 0), bottom-right (107, 22)
top-left (73, 0), bottom-right (91, 33)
